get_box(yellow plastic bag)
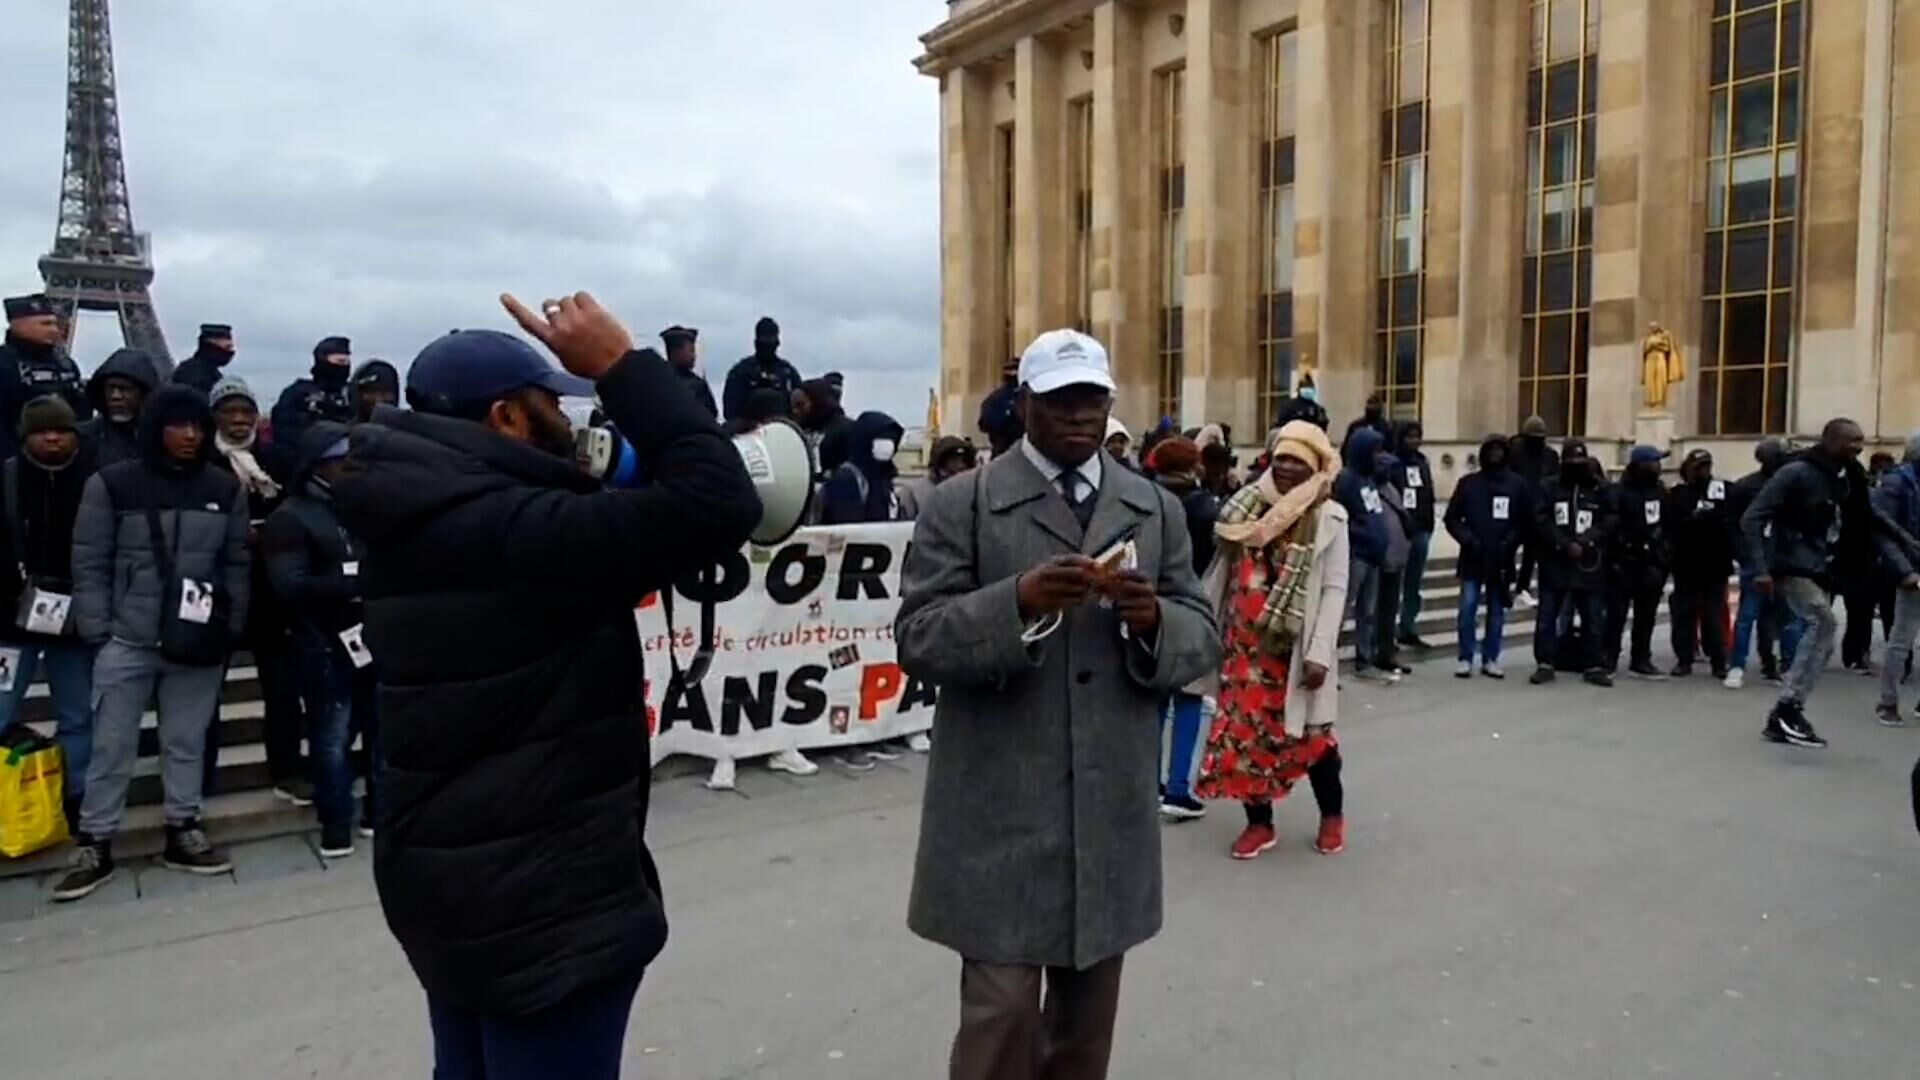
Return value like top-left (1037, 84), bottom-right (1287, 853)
top-left (0, 728), bottom-right (69, 859)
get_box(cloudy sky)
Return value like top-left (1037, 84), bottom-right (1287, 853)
top-left (0, 0), bottom-right (943, 420)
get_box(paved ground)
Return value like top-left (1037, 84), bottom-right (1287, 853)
top-left (4, 643), bottom-right (1920, 1080)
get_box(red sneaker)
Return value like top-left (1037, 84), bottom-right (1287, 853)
top-left (1314, 816), bottom-right (1346, 855)
top-left (1230, 824), bottom-right (1278, 860)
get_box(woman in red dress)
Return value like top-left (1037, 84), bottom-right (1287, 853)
top-left (1194, 420), bottom-right (1351, 859)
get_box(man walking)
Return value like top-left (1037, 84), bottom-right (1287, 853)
top-left (1444, 436), bottom-right (1530, 678)
top-left (1605, 446), bottom-right (1670, 679)
top-left (0, 397), bottom-right (98, 828)
top-left (1743, 418), bottom-right (1919, 748)
top-left (896, 328), bottom-right (1219, 1080)
top-left (55, 386), bottom-right (250, 901)
top-left (1725, 439), bottom-right (1796, 687)
top-left (1335, 427), bottom-right (1393, 682)
top-left (1870, 434), bottom-right (1920, 725)
top-left (0, 295), bottom-right (92, 455)
top-left (1531, 442), bottom-right (1614, 687)
top-left (721, 317), bottom-right (804, 422)
top-left (1666, 449), bottom-right (1734, 679)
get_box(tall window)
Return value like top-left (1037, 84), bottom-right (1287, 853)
top-left (1156, 67), bottom-right (1186, 423)
top-left (1068, 97), bottom-right (1094, 334)
top-left (1377, 0), bottom-right (1429, 422)
top-left (1258, 30), bottom-right (1299, 433)
top-left (1701, 0), bottom-right (1803, 435)
top-left (997, 124), bottom-right (1015, 365)
top-left (1519, 0), bottom-right (1599, 434)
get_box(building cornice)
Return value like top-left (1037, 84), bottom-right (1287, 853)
top-left (914, 0), bottom-right (1107, 77)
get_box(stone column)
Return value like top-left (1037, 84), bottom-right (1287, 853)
top-left (1797, 0), bottom-right (1872, 432)
top-left (1294, 0), bottom-right (1382, 424)
top-left (1437, 0), bottom-right (1527, 443)
top-left (1179, 0), bottom-right (1253, 434)
top-left (1878, 0), bottom-right (1920, 437)
top-left (1092, 2), bottom-right (1155, 431)
top-left (938, 66), bottom-right (1000, 432)
top-left (1587, 0), bottom-right (1706, 443)
top-left (1014, 36), bottom-right (1070, 348)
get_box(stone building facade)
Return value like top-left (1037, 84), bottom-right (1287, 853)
top-left (917, 0), bottom-right (1918, 471)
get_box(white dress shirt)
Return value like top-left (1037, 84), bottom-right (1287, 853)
top-left (1022, 437), bottom-right (1102, 505)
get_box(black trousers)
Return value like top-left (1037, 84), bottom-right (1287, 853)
top-left (1376, 570), bottom-right (1403, 669)
top-left (1842, 584), bottom-right (1897, 668)
top-left (1605, 574), bottom-right (1665, 668)
top-left (1244, 746), bottom-right (1344, 824)
top-left (1670, 573), bottom-right (1730, 672)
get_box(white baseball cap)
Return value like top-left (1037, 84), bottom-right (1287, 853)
top-left (1018, 329), bottom-right (1116, 396)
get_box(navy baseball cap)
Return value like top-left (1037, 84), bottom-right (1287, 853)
top-left (1629, 444), bottom-right (1669, 465)
top-left (405, 329), bottom-right (594, 414)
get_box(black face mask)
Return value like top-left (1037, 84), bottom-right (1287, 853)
top-left (1562, 461), bottom-right (1590, 484)
top-left (313, 362), bottom-right (350, 389)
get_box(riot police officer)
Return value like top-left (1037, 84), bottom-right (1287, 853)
top-left (0, 294), bottom-right (92, 456)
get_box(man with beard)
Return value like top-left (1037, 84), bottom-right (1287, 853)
top-left (721, 317), bottom-right (804, 423)
top-left (0, 294), bottom-right (92, 455)
top-left (1724, 439), bottom-right (1796, 687)
top-left (1532, 442), bottom-right (1614, 687)
top-left (1743, 418), bottom-right (1920, 749)
top-left (172, 323), bottom-right (237, 395)
top-left (332, 294), bottom-right (759, 1077)
top-left (1605, 446), bottom-right (1671, 679)
top-left (795, 377), bottom-right (854, 473)
top-left (659, 326), bottom-right (716, 419)
top-left (1444, 436), bottom-right (1530, 678)
top-left (1507, 415), bottom-right (1560, 606)
top-left (1665, 449), bottom-right (1735, 679)
top-left (350, 359), bottom-right (401, 424)
top-left (271, 336), bottom-right (356, 449)
top-left (81, 348), bottom-right (160, 468)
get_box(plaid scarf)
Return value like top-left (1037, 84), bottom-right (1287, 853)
top-left (1217, 484), bottom-right (1323, 655)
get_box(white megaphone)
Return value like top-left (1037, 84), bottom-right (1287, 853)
top-left (731, 417), bottom-right (817, 545)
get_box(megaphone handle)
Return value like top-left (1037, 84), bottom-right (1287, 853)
top-left (660, 566), bottom-right (722, 687)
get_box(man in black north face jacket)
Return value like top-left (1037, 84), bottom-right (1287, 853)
top-left (332, 293), bottom-right (758, 1074)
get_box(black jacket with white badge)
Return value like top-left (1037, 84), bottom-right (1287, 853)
top-left (332, 349), bottom-right (760, 1016)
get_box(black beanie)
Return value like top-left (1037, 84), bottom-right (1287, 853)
top-left (313, 336), bottom-right (352, 364)
top-left (18, 395), bottom-right (77, 440)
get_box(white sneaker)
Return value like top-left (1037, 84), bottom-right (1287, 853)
top-left (1481, 662), bottom-right (1506, 680)
top-left (705, 757), bottom-right (738, 791)
top-left (1722, 667), bottom-right (1745, 690)
top-left (1513, 590), bottom-right (1537, 610)
top-left (1455, 659), bottom-right (1474, 678)
top-left (767, 749), bottom-right (819, 776)
top-left (906, 732), bottom-right (932, 753)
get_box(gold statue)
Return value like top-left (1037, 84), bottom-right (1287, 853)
top-left (1641, 322), bottom-right (1686, 411)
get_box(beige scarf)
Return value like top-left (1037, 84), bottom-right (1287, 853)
top-left (217, 432), bottom-right (281, 501)
top-left (1214, 420), bottom-right (1338, 550)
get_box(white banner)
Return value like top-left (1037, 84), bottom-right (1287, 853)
top-left (638, 522), bottom-right (935, 765)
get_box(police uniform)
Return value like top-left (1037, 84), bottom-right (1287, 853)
top-left (660, 326), bottom-right (717, 419)
top-left (0, 294), bottom-right (93, 456)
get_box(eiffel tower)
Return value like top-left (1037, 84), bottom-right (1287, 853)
top-left (37, 0), bottom-right (171, 371)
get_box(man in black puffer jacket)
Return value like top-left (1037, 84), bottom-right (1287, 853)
top-left (332, 293), bottom-right (759, 1076)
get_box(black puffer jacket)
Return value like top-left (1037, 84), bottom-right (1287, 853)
top-left (331, 349), bottom-right (759, 1016)
top-left (263, 423), bottom-right (362, 638)
top-left (0, 444), bottom-right (97, 643)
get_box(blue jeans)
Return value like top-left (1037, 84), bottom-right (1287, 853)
top-left (0, 641), bottom-right (97, 801)
top-left (1456, 577), bottom-right (1507, 663)
top-left (1731, 573), bottom-right (1805, 670)
top-left (295, 629), bottom-right (380, 833)
top-left (428, 975), bottom-right (642, 1080)
top-left (1400, 532), bottom-right (1432, 637)
top-left (1160, 693), bottom-right (1209, 801)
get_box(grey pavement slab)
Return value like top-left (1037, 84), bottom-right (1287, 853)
top-left (2, 644), bottom-right (1919, 1078)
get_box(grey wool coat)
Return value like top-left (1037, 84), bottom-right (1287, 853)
top-left (895, 447), bottom-right (1221, 970)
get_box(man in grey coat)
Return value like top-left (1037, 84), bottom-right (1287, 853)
top-left (54, 385), bottom-right (251, 902)
top-left (895, 329), bottom-right (1220, 1080)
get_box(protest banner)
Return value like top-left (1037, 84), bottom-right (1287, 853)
top-left (637, 522), bottom-right (935, 765)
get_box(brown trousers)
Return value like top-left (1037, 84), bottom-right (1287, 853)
top-left (949, 955), bottom-right (1126, 1080)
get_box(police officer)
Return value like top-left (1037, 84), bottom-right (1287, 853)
top-left (271, 336), bottom-right (356, 449)
top-left (660, 326), bottom-right (717, 419)
top-left (172, 323), bottom-right (236, 395)
top-left (1606, 445), bottom-right (1671, 679)
top-left (1666, 449), bottom-right (1735, 679)
top-left (0, 294), bottom-right (92, 455)
top-left (1532, 441), bottom-right (1615, 687)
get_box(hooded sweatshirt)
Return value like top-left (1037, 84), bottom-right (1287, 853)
top-left (1334, 426), bottom-right (1389, 565)
top-left (799, 378), bottom-right (854, 473)
top-left (262, 421), bottom-right (364, 637)
top-left (1666, 454), bottom-right (1736, 578)
top-left (1727, 441), bottom-right (1790, 574)
top-left (1386, 421), bottom-right (1435, 535)
top-left (350, 359), bottom-right (402, 422)
top-left (820, 411), bottom-right (905, 525)
top-left (1443, 436), bottom-right (1531, 586)
top-left (1609, 458), bottom-right (1670, 582)
top-left (1537, 442), bottom-right (1613, 593)
top-left (81, 347), bottom-right (161, 469)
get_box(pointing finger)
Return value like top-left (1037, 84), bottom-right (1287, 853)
top-left (500, 294), bottom-right (554, 344)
